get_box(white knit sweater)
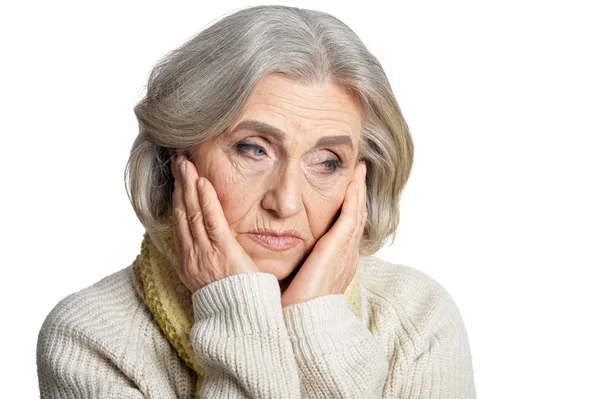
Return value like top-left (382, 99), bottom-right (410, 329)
top-left (36, 255), bottom-right (476, 398)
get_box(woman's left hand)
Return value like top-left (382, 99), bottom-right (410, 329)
top-left (281, 161), bottom-right (368, 309)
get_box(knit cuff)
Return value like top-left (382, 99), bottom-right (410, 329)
top-left (282, 294), bottom-right (389, 393)
top-left (191, 272), bottom-right (285, 335)
top-left (282, 294), bottom-right (357, 338)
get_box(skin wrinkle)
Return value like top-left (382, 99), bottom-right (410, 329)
top-left (187, 73), bottom-right (363, 285)
top-left (252, 86), bottom-right (355, 114)
top-left (230, 118), bottom-right (347, 202)
top-left (232, 129), bottom-right (353, 168)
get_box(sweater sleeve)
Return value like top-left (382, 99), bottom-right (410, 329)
top-left (190, 272), bottom-right (302, 398)
top-left (282, 294), bottom-right (390, 398)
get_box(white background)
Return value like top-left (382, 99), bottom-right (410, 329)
top-left (2, 0), bottom-right (599, 397)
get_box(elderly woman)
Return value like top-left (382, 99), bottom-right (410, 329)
top-left (37, 5), bottom-right (476, 398)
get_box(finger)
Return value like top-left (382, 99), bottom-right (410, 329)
top-left (358, 162), bottom-right (368, 231)
top-left (343, 162), bottom-right (366, 250)
top-left (180, 156), bottom-right (209, 244)
top-left (172, 173), bottom-right (192, 257)
top-left (357, 164), bottom-right (368, 251)
top-left (336, 179), bottom-right (360, 237)
top-left (197, 177), bottom-right (231, 247)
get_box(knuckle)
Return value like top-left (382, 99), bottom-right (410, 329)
top-left (187, 211), bottom-right (203, 227)
top-left (173, 207), bottom-right (186, 222)
top-left (208, 229), bottom-right (226, 247)
top-left (182, 181), bottom-right (194, 196)
top-left (204, 214), bottom-right (218, 231)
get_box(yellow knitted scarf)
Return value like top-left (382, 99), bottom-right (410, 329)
top-left (131, 208), bottom-right (363, 397)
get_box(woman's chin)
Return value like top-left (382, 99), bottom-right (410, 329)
top-left (249, 257), bottom-right (302, 287)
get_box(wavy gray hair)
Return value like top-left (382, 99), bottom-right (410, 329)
top-left (125, 5), bottom-right (414, 257)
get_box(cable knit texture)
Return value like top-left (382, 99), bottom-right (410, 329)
top-left (36, 228), bottom-right (477, 398)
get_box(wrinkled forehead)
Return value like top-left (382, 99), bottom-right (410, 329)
top-left (222, 74), bottom-right (363, 154)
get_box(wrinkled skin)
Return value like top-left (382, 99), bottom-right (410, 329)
top-left (171, 72), bottom-right (367, 306)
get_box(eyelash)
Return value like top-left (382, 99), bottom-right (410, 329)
top-left (235, 143), bottom-right (345, 174)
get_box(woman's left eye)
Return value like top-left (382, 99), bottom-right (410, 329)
top-left (321, 159), bottom-right (343, 173)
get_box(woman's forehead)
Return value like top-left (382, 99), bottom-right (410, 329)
top-left (227, 74), bottom-right (362, 144)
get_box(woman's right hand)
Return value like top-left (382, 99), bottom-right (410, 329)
top-left (171, 154), bottom-right (260, 293)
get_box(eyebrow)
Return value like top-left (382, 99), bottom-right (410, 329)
top-left (229, 120), bottom-right (354, 151)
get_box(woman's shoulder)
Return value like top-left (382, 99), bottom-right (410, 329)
top-left (357, 255), bottom-right (465, 330)
top-left (358, 255), bottom-right (452, 297)
top-left (38, 263), bottom-right (151, 342)
top-left (36, 264), bottom-right (197, 397)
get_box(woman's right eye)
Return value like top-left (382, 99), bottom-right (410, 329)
top-left (235, 142), bottom-right (266, 158)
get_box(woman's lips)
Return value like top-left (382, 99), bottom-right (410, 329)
top-left (248, 233), bottom-right (300, 251)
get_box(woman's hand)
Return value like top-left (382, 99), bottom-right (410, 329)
top-left (171, 154), bottom-right (260, 293)
top-left (280, 161), bottom-right (368, 309)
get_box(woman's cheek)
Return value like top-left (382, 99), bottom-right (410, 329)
top-left (212, 169), bottom-right (252, 202)
top-left (309, 179), bottom-right (348, 227)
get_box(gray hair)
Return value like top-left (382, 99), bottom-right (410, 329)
top-left (125, 5), bottom-right (414, 257)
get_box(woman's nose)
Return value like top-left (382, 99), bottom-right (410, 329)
top-left (260, 163), bottom-right (303, 219)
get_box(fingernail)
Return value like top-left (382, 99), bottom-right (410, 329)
top-left (198, 177), bottom-right (205, 188)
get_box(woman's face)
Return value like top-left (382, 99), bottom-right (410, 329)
top-left (188, 73), bottom-right (363, 284)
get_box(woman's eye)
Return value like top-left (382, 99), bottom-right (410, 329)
top-left (322, 159), bottom-right (343, 173)
top-left (235, 142), bottom-right (344, 174)
top-left (236, 143), bottom-right (266, 157)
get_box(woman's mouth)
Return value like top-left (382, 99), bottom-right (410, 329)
top-left (248, 233), bottom-right (301, 251)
